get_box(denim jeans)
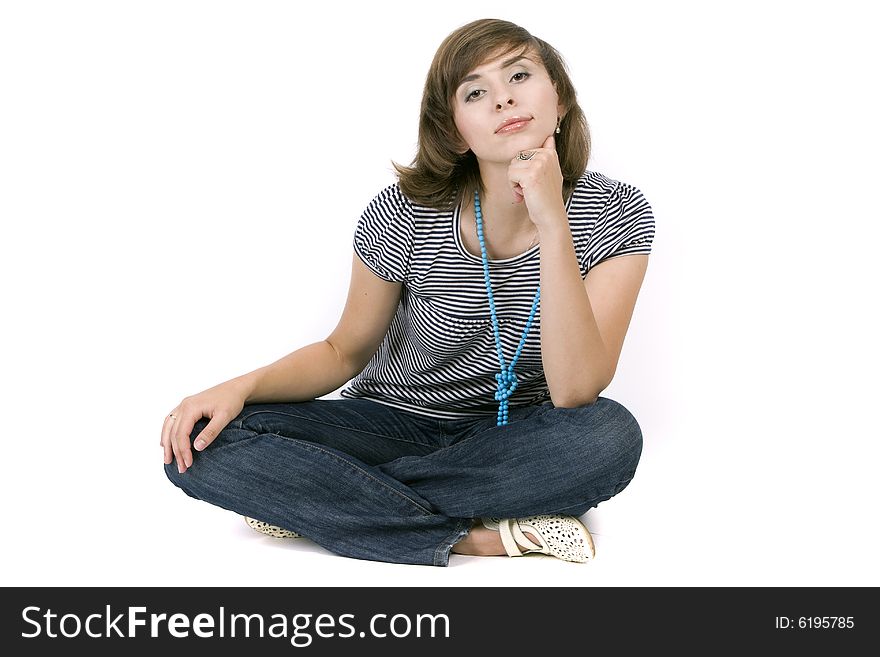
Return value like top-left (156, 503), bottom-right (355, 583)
top-left (164, 396), bottom-right (642, 566)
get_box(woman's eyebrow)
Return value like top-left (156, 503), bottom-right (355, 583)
top-left (458, 56), bottom-right (533, 87)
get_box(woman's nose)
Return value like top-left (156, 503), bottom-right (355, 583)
top-left (495, 96), bottom-right (515, 111)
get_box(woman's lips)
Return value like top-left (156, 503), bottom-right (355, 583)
top-left (496, 118), bottom-right (532, 134)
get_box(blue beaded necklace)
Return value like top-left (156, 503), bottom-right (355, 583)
top-left (474, 189), bottom-right (541, 426)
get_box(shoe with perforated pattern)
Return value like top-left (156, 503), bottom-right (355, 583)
top-left (480, 514), bottom-right (595, 562)
top-left (244, 517), bottom-right (301, 539)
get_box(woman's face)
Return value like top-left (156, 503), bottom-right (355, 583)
top-left (452, 49), bottom-right (564, 163)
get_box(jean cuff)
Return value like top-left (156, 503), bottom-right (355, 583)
top-left (433, 518), bottom-right (474, 567)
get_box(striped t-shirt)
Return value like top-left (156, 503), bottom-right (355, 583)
top-left (338, 170), bottom-right (655, 419)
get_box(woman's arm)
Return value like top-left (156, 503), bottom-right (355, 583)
top-left (162, 252), bottom-right (401, 472)
top-left (506, 135), bottom-right (651, 408)
top-left (538, 220), bottom-right (649, 407)
top-left (233, 340), bottom-right (358, 404)
top-left (233, 253), bottom-right (402, 403)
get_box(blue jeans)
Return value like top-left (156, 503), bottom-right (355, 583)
top-left (164, 396), bottom-right (642, 566)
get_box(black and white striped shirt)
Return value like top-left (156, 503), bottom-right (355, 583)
top-left (339, 170), bottom-right (655, 419)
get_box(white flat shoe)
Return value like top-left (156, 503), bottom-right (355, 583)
top-left (244, 516), bottom-right (301, 539)
top-left (481, 514), bottom-right (595, 563)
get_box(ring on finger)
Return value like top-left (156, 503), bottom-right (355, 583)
top-left (517, 151), bottom-right (536, 161)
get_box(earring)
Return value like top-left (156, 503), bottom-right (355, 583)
top-left (555, 116), bottom-right (561, 134)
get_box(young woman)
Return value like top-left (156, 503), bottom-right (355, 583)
top-left (161, 18), bottom-right (655, 566)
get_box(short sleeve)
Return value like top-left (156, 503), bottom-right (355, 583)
top-left (581, 181), bottom-right (655, 274)
top-left (352, 184), bottom-right (414, 283)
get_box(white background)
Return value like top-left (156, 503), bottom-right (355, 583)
top-left (1, 0), bottom-right (877, 586)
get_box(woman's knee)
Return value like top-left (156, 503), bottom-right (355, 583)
top-left (556, 398), bottom-right (643, 511)
top-left (163, 460), bottom-right (202, 501)
top-left (597, 397), bottom-right (643, 471)
top-left (162, 417), bottom-right (212, 496)
top-left (558, 396), bottom-right (643, 475)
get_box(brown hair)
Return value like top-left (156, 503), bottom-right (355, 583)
top-left (392, 18), bottom-right (590, 211)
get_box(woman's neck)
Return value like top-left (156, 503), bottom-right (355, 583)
top-left (474, 161), bottom-right (532, 234)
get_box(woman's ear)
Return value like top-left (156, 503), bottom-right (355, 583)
top-left (557, 101), bottom-right (568, 122)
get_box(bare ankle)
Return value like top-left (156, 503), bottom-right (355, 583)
top-left (451, 523), bottom-right (544, 557)
top-left (452, 526), bottom-right (505, 556)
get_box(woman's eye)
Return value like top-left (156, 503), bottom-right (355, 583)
top-left (464, 72), bottom-right (529, 102)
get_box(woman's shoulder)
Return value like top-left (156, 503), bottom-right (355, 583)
top-left (572, 170), bottom-right (638, 199)
top-left (366, 182), bottom-right (460, 227)
top-left (570, 170), bottom-right (652, 214)
top-left (368, 181), bottom-right (413, 210)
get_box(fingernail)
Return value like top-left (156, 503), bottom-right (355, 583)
top-left (194, 439), bottom-right (205, 451)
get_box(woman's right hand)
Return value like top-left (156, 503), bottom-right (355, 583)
top-left (160, 378), bottom-right (250, 474)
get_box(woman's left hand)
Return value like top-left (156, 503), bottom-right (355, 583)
top-left (508, 133), bottom-right (567, 229)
